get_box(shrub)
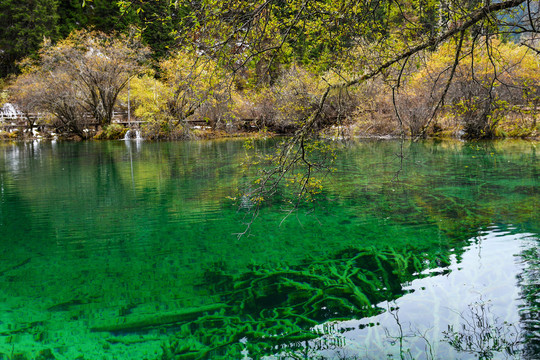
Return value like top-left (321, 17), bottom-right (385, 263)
top-left (233, 65), bottom-right (361, 134)
top-left (94, 124), bottom-right (127, 140)
top-left (139, 114), bottom-right (195, 140)
top-left (405, 39), bottom-right (540, 139)
top-left (232, 87), bottom-right (277, 131)
top-left (0, 130), bottom-right (16, 140)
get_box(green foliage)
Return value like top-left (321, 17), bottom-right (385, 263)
top-left (93, 123), bottom-right (127, 140)
top-left (132, 0), bottom-right (177, 59)
top-left (57, 0), bottom-right (86, 38)
top-left (0, 0), bottom-right (59, 77)
top-left (57, 0), bottom-right (138, 37)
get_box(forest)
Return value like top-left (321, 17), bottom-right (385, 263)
top-left (0, 3), bottom-right (539, 359)
top-left (0, 0), bottom-right (538, 141)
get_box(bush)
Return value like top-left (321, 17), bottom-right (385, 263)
top-left (405, 39), bottom-right (540, 139)
top-left (232, 65), bottom-right (361, 134)
top-left (232, 87), bottom-right (277, 131)
top-left (94, 124), bottom-right (127, 140)
top-left (0, 130), bottom-right (18, 140)
top-left (140, 114), bottom-right (195, 140)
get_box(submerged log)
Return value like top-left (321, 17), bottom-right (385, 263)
top-left (0, 258), bottom-right (31, 277)
top-left (90, 303), bottom-right (228, 333)
top-left (105, 337), bottom-right (161, 345)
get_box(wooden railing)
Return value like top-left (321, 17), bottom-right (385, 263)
top-left (0, 112), bottom-right (256, 131)
top-left (0, 111), bottom-right (131, 131)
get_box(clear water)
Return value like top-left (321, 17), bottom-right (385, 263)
top-left (0, 139), bottom-right (537, 360)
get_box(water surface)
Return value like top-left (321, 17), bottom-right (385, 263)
top-left (0, 139), bottom-right (537, 359)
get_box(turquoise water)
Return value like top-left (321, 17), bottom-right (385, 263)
top-left (0, 139), bottom-right (538, 359)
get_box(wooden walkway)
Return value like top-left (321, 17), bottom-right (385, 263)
top-left (0, 112), bottom-right (255, 131)
top-left (0, 111), bottom-right (131, 129)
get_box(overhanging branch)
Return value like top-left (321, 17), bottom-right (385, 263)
top-left (297, 0), bottom-right (527, 137)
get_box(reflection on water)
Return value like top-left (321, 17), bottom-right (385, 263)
top-left (0, 139), bottom-right (537, 360)
top-left (518, 241), bottom-right (540, 359)
top-left (313, 227), bottom-right (536, 360)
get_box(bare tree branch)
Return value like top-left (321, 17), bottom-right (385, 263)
top-left (295, 0), bottom-right (527, 139)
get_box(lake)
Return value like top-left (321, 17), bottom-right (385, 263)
top-left (0, 139), bottom-right (538, 359)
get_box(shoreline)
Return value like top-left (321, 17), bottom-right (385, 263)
top-left (0, 122), bottom-right (538, 142)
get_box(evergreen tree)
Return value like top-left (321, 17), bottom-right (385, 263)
top-left (57, 0), bottom-right (136, 37)
top-left (0, 0), bottom-right (59, 77)
top-left (137, 0), bottom-right (177, 59)
top-left (57, 0), bottom-right (87, 38)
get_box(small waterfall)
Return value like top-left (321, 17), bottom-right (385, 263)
top-left (1, 103), bottom-right (21, 122)
top-left (124, 129), bottom-right (142, 140)
top-left (0, 103), bottom-right (20, 118)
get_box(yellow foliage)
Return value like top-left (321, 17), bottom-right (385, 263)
top-left (399, 38), bottom-right (539, 138)
top-left (410, 38), bottom-right (540, 94)
top-left (120, 50), bottom-right (235, 138)
top-left (120, 74), bottom-right (168, 121)
top-left (160, 50), bottom-right (229, 119)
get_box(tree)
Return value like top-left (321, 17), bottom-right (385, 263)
top-left (10, 62), bottom-right (96, 138)
top-left (40, 30), bottom-right (150, 126)
top-left (126, 50), bottom-right (231, 139)
top-left (0, 0), bottom-right (143, 78)
top-left (57, 0), bottom-right (138, 37)
top-left (129, 0), bottom-right (536, 225)
top-left (9, 30), bottom-right (150, 135)
top-left (161, 51), bottom-right (229, 125)
top-left (132, 0), bottom-right (177, 59)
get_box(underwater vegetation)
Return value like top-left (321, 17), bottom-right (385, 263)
top-left (152, 246), bottom-right (450, 359)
